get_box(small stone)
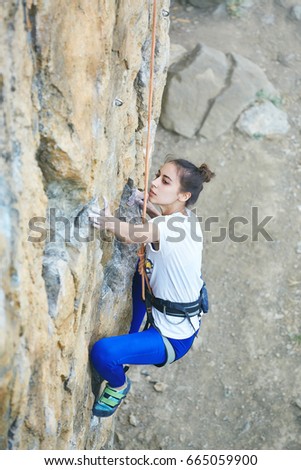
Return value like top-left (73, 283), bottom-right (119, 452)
top-left (129, 413), bottom-right (138, 426)
top-left (224, 386), bottom-right (232, 398)
top-left (277, 52), bottom-right (295, 67)
top-left (261, 14), bottom-right (275, 24)
top-left (295, 242), bottom-right (301, 254)
top-left (240, 420), bottom-right (251, 434)
top-left (153, 382), bottom-right (168, 392)
top-left (294, 398), bottom-right (301, 409)
top-left (290, 6), bottom-right (301, 20)
top-left (115, 431), bottom-right (124, 443)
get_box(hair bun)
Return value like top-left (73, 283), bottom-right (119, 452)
top-left (199, 163), bottom-right (215, 183)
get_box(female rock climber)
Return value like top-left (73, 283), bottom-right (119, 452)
top-left (89, 156), bottom-right (215, 417)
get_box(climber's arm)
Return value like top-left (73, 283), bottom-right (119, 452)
top-left (105, 217), bottom-right (159, 244)
top-left (89, 200), bottom-right (159, 244)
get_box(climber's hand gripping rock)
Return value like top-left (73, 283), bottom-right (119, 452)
top-left (88, 197), bottom-right (113, 231)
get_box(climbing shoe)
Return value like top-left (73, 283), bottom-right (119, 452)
top-left (92, 379), bottom-right (131, 418)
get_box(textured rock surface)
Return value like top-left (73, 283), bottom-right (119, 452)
top-left (200, 52), bottom-right (279, 139)
top-left (160, 43), bottom-right (282, 140)
top-left (160, 43), bottom-right (229, 138)
top-left (0, 0), bottom-right (169, 450)
top-left (236, 101), bottom-right (290, 137)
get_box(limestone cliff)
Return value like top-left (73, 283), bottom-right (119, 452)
top-left (0, 0), bottom-right (170, 450)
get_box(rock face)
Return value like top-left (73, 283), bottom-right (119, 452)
top-left (0, 0), bottom-right (169, 450)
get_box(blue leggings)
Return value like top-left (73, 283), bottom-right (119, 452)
top-left (90, 267), bottom-right (197, 388)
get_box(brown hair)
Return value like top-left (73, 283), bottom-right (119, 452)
top-left (166, 156), bottom-right (215, 206)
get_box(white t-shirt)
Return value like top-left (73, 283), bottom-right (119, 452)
top-left (145, 209), bottom-right (204, 339)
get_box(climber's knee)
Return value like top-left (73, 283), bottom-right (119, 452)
top-left (90, 337), bottom-right (116, 370)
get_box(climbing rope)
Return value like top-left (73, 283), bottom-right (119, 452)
top-left (138, 0), bottom-right (157, 300)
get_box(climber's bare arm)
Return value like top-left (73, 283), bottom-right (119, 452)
top-left (89, 198), bottom-right (159, 244)
top-left (106, 217), bottom-right (159, 244)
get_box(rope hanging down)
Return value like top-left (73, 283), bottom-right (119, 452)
top-left (138, 0), bottom-right (157, 300)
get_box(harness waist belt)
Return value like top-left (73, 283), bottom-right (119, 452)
top-left (145, 290), bottom-right (201, 317)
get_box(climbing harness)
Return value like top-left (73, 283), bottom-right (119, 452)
top-left (145, 290), bottom-right (203, 332)
top-left (143, 281), bottom-right (209, 367)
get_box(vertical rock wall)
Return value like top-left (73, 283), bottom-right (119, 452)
top-left (0, 0), bottom-right (170, 450)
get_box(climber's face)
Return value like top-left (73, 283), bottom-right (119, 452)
top-left (149, 162), bottom-right (191, 214)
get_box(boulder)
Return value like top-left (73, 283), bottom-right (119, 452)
top-left (160, 44), bottom-right (229, 138)
top-left (169, 43), bottom-right (188, 67)
top-left (236, 101), bottom-right (290, 137)
top-left (161, 42), bottom-right (282, 141)
top-left (200, 52), bottom-right (278, 139)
